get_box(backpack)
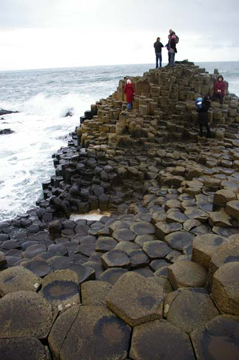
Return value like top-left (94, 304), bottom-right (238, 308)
top-left (195, 97), bottom-right (202, 110)
top-left (175, 35), bottom-right (179, 44)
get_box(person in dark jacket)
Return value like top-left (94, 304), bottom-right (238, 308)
top-left (169, 32), bottom-right (177, 67)
top-left (196, 95), bottom-right (212, 138)
top-left (154, 37), bottom-right (164, 68)
top-left (212, 75), bottom-right (226, 105)
top-left (124, 79), bottom-right (135, 111)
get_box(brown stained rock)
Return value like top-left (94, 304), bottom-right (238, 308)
top-left (168, 261), bottom-right (207, 289)
top-left (0, 337), bottom-right (51, 360)
top-left (0, 290), bottom-right (56, 339)
top-left (130, 319), bottom-right (195, 360)
top-left (191, 315), bottom-right (239, 360)
top-left (49, 306), bottom-right (131, 360)
top-left (99, 268), bottom-right (128, 285)
top-left (22, 258), bottom-right (52, 278)
top-left (214, 189), bottom-right (236, 207)
top-left (143, 241), bottom-right (171, 259)
top-left (130, 221), bottom-right (156, 235)
top-left (226, 200), bottom-right (239, 220)
top-left (166, 288), bottom-right (219, 334)
top-left (101, 250), bottom-right (131, 269)
top-left (212, 262), bottom-right (239, 316)
top-left (0, 266), bottom-right (41, 296)
top-left (165, 231), bottom-right (195, 251)
top-left (192, 234), bottom-right (228, 268)
top-left (106, 272), bottom-right (163, 327)
top-left (81, 280), bottom-right (112, 306)
top-left (155, 222), bottom-right (182, 240)
top-left (95, 237), bottom-right (118, 252)
top-left (40, 269), bottom-right (80, 311)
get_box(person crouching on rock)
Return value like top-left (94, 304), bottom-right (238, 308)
top-left (212, 75), bottom-right (226, 105)
top-left (124, 79), bottom-right (135, 111)
top-left (196, 95), bottom-right (212, 138)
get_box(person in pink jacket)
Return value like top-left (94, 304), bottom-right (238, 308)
top-left (124, 79), bottom-right (135, 111)
top-left (212, 75), bottom-right (226, 104)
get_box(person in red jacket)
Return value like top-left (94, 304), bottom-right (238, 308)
top-left (124, 79), bottom-right (135, 111)
top-left (212, 75), bottom-right (226, 104)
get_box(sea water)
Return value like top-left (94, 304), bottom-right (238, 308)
top-left (0, 62), bottom-right (239, 221)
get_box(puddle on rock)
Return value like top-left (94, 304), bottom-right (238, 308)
top-left (70, 210), bottom-right (111, 222)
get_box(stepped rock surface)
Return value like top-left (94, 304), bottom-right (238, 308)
top-left (1, 61), bottom-right (239, 359)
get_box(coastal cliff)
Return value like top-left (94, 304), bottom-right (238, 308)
top-left (0, 61), bottom-right (239, 359)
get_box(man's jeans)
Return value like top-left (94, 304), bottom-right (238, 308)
top-left (169, 52), bottom-right (175, 67)
top-left (127, 102), bottom-right (132, 111)
top-left (156, 52), bottom-right (162, 68)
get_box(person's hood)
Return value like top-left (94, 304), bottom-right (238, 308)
top-left (217, 75), bottom-right (224, 81)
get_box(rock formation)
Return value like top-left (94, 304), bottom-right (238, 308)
top-left (0, 61), bottom-right (239, 359)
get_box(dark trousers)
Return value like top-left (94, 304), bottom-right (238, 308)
top-left (156, 53), bottom-right (162, 68)
top-left (199, 123), bottom-right (211, 138)
top-left (212, 92), bottom-right (224, 104)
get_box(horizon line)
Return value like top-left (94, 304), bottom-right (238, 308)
top-left (0, 60), bottom-right (239, 73)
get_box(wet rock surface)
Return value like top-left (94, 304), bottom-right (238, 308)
top-left (1, 61), bottom-right (239, 358)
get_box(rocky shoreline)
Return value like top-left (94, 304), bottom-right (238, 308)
top-left (0, 61), bottom-right (239, 359)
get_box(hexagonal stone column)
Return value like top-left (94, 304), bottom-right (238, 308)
top-left (212, 262), bottom-right (239, 315)
top-left (106, 272), bottom-right (163, 326)
top-left (40, 269), bottom-right (80, 311)
top-left (49, 305), bottom-right (131, 360)
top-left (191, 315), bottom-right (239, 360)
top-left (0, 266), bottom-right (41, 296)
top-left (0, 291), bottom-right (56, 339)
top-left (0, 338), bottom-right (51, 360)
top-left (101, 250), bottom-right (131, 269)
top-left (168, 260), bottom-right (207, 289)
top-left (166, 288), bottom-right (219, 334)
top-left (192, 234), bottom-right (228, 268)
top-left (130, 319), bottom-right (194, 360)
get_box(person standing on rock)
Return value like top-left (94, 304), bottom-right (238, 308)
top-left (154, 37), bottom-right (164, 68)
top-left (196, 95), bottom-right (212, 138)
top-left (124, 79), bottom-right (135, 111)
top-left (212, 75), bottom-right (226, 105)
top-left (168, 31), bottom-right (177, 67)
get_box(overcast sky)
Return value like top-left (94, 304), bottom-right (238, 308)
top-left (0, 0), bottom-right (238, 70)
